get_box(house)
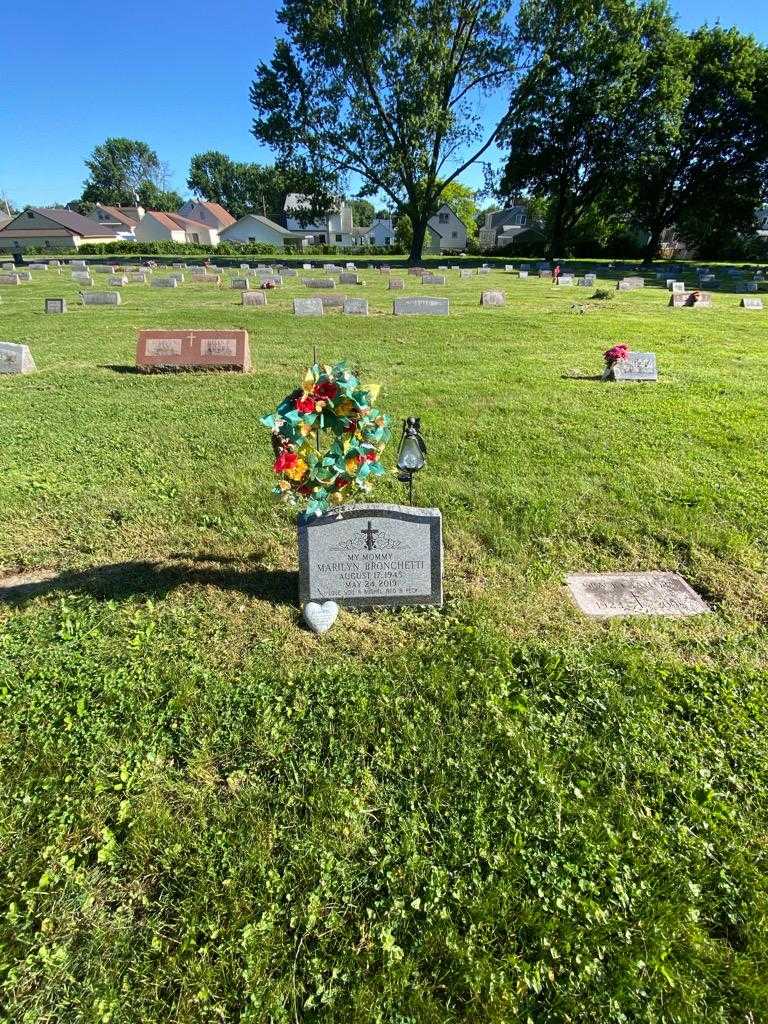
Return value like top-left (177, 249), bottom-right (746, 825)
top-left (367, 217), bottom-right (394, 247)
top-left (177, 200), bottom-right (236, 231)
top-left (283, 194), bottom-right (354, 245)
top-left (478, 206), bottom-right (533, 249)
top-left (427, 203), bottom-right (467, 252)
top-left (756, 206), bottom-right (768, 238)
top-left (86, 203), bottom-right (143, 239)
top-left (423, 223), bottom-right (443, 253)
top-left (219, 214), bottom-right (309, 249)
top-left (133, 212), bottom-right (220, 245)
top-left (0, 207), bottom-right (118, 252)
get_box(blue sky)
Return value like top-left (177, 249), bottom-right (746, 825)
top-left (1, 0), bottom-right (765, 211)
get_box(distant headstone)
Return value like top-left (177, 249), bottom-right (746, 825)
top-left (136, 329), bottom-right (251, 372)
top-left (128, 272), bottom-right (148, 284)
top-left (339, 272), bottom-right (361, 284)
top-left (298, 503), bottom-right (443, 608)
top-left (192, 273), bottom-right (220, 284)
top-left (242, 290), bottom-right (267, 306)
top-left (294, 297), bottom-right (324, 316)
top-left (315, 293), bottom-right (346, 308)
top-left (610, 351), bottom-right (657, 381)
top-left (71, 260), bottom-right (87, 269)
top-left (669, 291), bottom-right (712, 308)
top-left (343, 298), bottom-right (369, 315)
top-left (151, 277), bottom-right (179, 289)
top-left (303, 278), bottom-right (335, 288)
top-left (670, 281), bottom-right (685, 292)
top-left (16, 271), bottom-right (31, 282)
top-left (518, 270), bottom-right (529, 279)
top-left (258, 275), bottom-right (282, 287)
top-left (72, 272), bottom-right (93, 285)
top-left (745, 281), bottom-right (758, 293)
top-left (44, 298), bottom-right (66, 314)
top-left (460, 269), bottom-right (473, 278)
top-left (567, 572), bottom-right (709, 618)
top-left (505, 264), bottom-right (515, 272)
top-left (481, 290), bottom-right (505, 306)
top-left (741, 297), bottom-right (763, 310)
top-left (0, 274), bottom-right (21, 286)
top-left (0, 341), bottom-right (36, 374)
top-left (169, 273), bottom-right (185, 284)
top-left (478, 267), bottom-right (490, 275)
top-left (408, 267), bottom-right (427, 276)
top-left (93, 265), bottom-right (115, 274)
top-left (421, 274), bottom-right (445, 285)
top-left (617, 277), bottom-right (644, 291)
top-left (393, 296), bottom-right (449, 316)
top-left (388, 278), bottom-right (404, 290)
top-left (557, 275), bottom-right (575, 286)
top-left (108, 275), bottom-right (128, 286)
top-left (81, 291), bottom-right (121, 305)
top-left (302, 263), bottom-right (312, 270)
top-left (1, 262), bottom-right (15, 271)
top-left (28, 262), bottom-right (47, 271)
top-left (539, 270), bottom-right (553, 279)
top-left (281, 267), bottom-right (298, 277)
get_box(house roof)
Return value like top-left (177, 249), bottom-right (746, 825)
top-left (97, 204), bottom-right (138, 228)
top-left (147, 211), bottom-right (186, 233)
top-left (223, 214), bottom-right (295, 236)
top-left (485, 207), bottom-right (527, 230)
top-left (0, 208), bottom-right (118, 238)
top-left (165, 213), bottom-right (216, 232)
top-left (193, 202), bottom-right (236, 227)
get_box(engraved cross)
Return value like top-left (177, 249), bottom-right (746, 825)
top-left (361, 521), bottom-right (379, 550)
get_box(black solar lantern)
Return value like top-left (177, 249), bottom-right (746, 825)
top-left (396, 416), bottom-right (427, 504)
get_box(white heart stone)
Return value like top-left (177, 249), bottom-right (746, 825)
top-left (302, 600), bottom-right (339, 634)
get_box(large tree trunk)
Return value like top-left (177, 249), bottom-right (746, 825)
top-left (409, 215), bottom-right (429, 263)
top-left (642, 221), bottom-right (665, 264)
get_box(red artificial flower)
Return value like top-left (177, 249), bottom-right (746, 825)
top-left (295, 395), bottom-right (315, 413)
top-left (356, 450), bottom-right (377, 464)
top-left (335, 477), bottom-right (351, 490)
top-left (604, 344), bottom-right (629, 365)
top-left (274, 451), bottom-right (298, 474)
top-left (344, 419), bottom-right (358, 433)
top-left (298, 483), bottom-right (313, 496)
top-left (314, 378), bottom-right (338, 401)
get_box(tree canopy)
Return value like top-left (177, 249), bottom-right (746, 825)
top-left (187, 151), bottom-right (322, 222)
top-left (82, 138), bottom-right (165, 207)
top-left (250, 0), bottom-right (518, 260)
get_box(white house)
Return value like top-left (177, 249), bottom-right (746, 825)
top-left (427, 203), bottom-right (467, 252)
top-left (756, 206), bottom-right (768, 238)
top-left (86, 203), bottom-right (143, 239)
top-left (367, 217), bottom-right (395, 247)
top-left (219, 214), bottom-right (309, 249)
top-left (283, 194), bottom-right (355, 245)
top-left (177, 200), bottom-right (236, 232)
top-left (478, 206), bottom-right (533, 249)
top-left (133, 212), bottom-right (219, 245)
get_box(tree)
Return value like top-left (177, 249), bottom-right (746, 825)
top-left (630, 26), bottom-right (768, 260)
top-left (137, 181), bottom-right (184, 212)
top-left (394, 213), bottom-right (413, 250)
top-left (349, 198), bottom-right (375, 227)
top-left (498, 0), bottom-right (680, 256)
top-left (250, 0), bottom-right (518, 261)
top-left (187, 151), bottom-right (323, 221)
top-left (437, 181), bottom-right (479, 240)
top-left (82, 138), bottom-right (163, 206)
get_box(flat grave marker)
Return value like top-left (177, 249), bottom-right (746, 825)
top-left (294, 297), bottom-right (324, 316)
top-left (298, 503), bottom-right (443, 608)
top-left (44, 298), bottom-right (67, 314)
top-left (610, 351), bottom-right (657, 381)
top-left (393, 296), bottom-right (449, 316)
top-left (136, 329), bottom-right (251, 372)
top-left (567, 572), bottom-right (709, 618)
top-left (388, 277), bottom-right (404, 290)
top-left (81, 291), bottom-right (121, 306)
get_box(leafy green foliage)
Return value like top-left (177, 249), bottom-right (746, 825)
top-left (187, 151), bottom-right (321, 222)
top-left (250, 0), bottom-right (517, 260)
top-left (136, 181), bottom-right (184, 213)
top-left (349, 198), bottom-right (375, 227)
top-left (82, 138), bottom-right (166, 207)
top-left (630, 26), bottom-right (768, 259)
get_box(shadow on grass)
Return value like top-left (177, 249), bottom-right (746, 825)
top-left (99, 365), bottom-right (142, 374)
top-left (0, 557), bottom-right (297, 606)
top-left (561, 373), bottom-right (605, 381)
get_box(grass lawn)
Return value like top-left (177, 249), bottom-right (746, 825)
top-left (1, 262), bottom-right (767, 1022)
